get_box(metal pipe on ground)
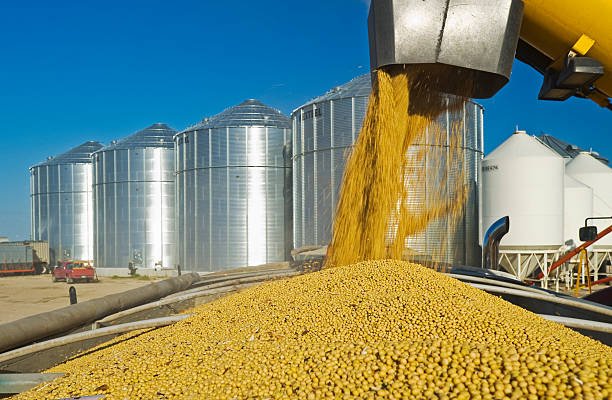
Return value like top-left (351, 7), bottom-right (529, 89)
top-left (468, 283), bottom-right (612, 318)
top-left (0, 272), bottom-right (200, 354)
top-left (191, 268), bottom-right (297, 288)
top-left (95, 270), bottom-right (297, 328)
top-left (448, 273), bottom-right (553, 296)
top-left (167, 270), bottom-right (299, 299)
top-left (537, 315), bottom-right (612, 334)
top-left (0, 315), bottom-right (190, 365)
top-left (0, 373), bottom-right (64, 395)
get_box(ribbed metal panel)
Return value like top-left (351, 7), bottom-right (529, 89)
top-left (30, 141), bottom-right (103, 266)
top-left (291, 74), bottom-right (484, 266)
top-left (92, 123), bottom-right (177, 269)
top-left (176, 100), bottom-right (292, 272)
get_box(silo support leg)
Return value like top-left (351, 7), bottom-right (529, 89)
top-left (543, 253), bottom-right (548, 289)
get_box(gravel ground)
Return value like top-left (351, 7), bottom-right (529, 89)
top-left (0, 274), bottom-right (160, 325)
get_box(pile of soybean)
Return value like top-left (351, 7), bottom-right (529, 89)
top-left (19, 260), bottom-right (611, 399)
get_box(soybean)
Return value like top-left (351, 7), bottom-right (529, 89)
top-left (16, 260), bottom-right (611, 399)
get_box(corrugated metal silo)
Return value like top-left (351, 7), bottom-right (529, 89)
top-left (30, 141), bottom-right (103, 266)
top-left (292, 74), bottom-right (484, 266)
top-left (175, 100), bottom-right (292, 272)
top-left (92, 123), bottom-right (177, 270)
top-left (291, 75), bottom-right (370, 250)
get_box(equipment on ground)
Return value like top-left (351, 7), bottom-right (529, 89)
top-left (0, 242), bottom-right (48, 276)
top-left (52, 261), bottom-right (97, 284)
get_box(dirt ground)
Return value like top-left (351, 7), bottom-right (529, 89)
top-left (0, 275), bottom-right (160, 325)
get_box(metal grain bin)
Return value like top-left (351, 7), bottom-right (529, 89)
top-left (30, 141), bottom-right (103, 266)
top-left (292, 74), bottom-right (484, 266)
top-left (175, 100), bottom-right (292, 272)
top-left (92, 123), bottom-right (177, 270)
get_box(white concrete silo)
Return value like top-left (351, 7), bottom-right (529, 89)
top-left (563, 175), bottom-right (593, 246)
top-left (565, 152), bottom-right (612, 248)
top-left (481, 131), bottom-right (565, 279)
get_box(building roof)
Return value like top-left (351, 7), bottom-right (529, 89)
top-left (538, 134), bottom-right (608, 165)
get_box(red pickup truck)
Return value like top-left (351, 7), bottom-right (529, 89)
top-left (52, 261), bottom-right (97, 283)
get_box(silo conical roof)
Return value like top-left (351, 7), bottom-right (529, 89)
top-left (296, 74), bottom-right (371, 111)
top-left (101, 123), bottom-right (177, 151)
top-left (188, 100), bottom-right (290, 130)
top-left (566, 152), bottom-right (612, 176)
top-left (33, 141), bottom-right (103, 167)
top-left (485, 131), bottom-right (562, 161)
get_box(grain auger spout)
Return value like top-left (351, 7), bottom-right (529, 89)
top-left (368, 0), bottom-right (612, 109)
top-left (368, 0), bottom-right (524, 98)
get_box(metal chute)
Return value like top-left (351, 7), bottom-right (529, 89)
top-left (368, 0), bottom-right (524, 98)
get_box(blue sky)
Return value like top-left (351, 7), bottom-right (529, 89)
top-left (0, 0), bottom-right (610, 240)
